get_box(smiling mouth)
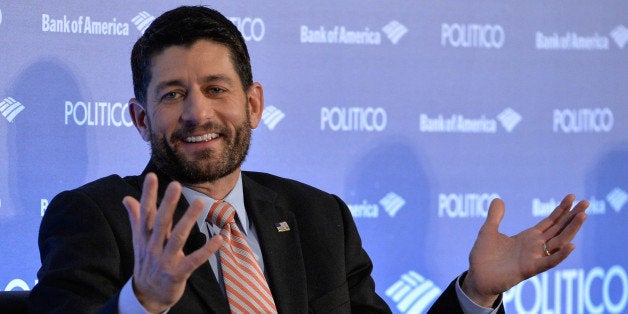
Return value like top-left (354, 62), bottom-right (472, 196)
top-left (184, 133), bottom-right (220, 143)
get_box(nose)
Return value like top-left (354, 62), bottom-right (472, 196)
top-left (180, 90), bottom-right (213, 126)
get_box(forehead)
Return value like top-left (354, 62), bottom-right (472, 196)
top-left (148, 40), bottom-right (238, 86)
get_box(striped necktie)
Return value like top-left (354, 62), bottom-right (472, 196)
top-left (207, 200), bottom-right (277, 313)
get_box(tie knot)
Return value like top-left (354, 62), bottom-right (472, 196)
top-left (206, 200), bottom-right (236, 228)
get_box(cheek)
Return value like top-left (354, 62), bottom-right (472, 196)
top-left (149, 109), bottom-right (178, 133)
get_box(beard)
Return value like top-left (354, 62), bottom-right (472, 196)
top-left (148, 116), bottom-right (252, 185)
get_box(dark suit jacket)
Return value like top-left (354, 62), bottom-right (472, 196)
top-left (29, 161), bottom-right (473, 313)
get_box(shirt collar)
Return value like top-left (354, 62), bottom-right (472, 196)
top-left (180, 173), bottom-right (249, 233)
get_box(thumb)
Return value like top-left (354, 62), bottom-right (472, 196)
top-left (481, 198), bottom-right (505, 233)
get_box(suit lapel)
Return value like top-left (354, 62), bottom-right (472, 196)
top-left (140, 162), bottom-right (230, 313)
top-left (242, 174), bottom-right (308, 313)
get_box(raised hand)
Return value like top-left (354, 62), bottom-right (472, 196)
top-left (461, 194), bottom-right (588, 307)
top-left (122, 173), bottom-right (223, 313)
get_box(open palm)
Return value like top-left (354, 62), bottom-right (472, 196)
top-left (462, 194), bottom-right (588, 306)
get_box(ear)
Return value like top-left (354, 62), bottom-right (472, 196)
top-left (129, 98), bottom-right (151, 142)
top-left (246, 82), bottom-right (264, 129)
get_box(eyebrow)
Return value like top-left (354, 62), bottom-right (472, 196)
top-left (153, 74), bottom-right (236, 95)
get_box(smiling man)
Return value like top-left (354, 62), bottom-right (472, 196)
top-left (136, 40), bottom-right (259, 198)
top-left (29, 5), bottom-right (588, 314)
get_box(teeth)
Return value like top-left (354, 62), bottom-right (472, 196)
top-left (185, 133), bottom-right (219, 143)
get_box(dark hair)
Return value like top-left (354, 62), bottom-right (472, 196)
top-left (131, 6), bottom-right (252, 106)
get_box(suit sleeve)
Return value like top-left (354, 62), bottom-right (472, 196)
top-left (428, 272), bottom-right (505, 314)
top-left (427, 277), bottom-right (465, 314)
top-left (28, 189), bottom-right (133, 314)
top-left (335, 195), bottom-right (393, 313)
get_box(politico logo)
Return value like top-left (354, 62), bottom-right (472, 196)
top-left (441, 23), bottom-right (505, 49)
top-left (419, 108), bottom-right (521, 134)
top-left (532, 188), bottom-right (626, 217)
top-left (438, 193), bottom-right (500, 219)
top-left (553, 107), bottom-right (614, 133)
top-left (64, 100), bottom-right (133, 127)
top-left (321, 106), bottom-right (387, 132)
top-left (229, 17), bottom-right (265, 42)
top-left (41, 199), bottom-right (49, 217)
top-left (261, 105), bottom-right (285, 130)
top-left (385, 271), bottom-right (442, 314)
top-left (348, 192), bottom-right (405, 219)
top-left (131, 11), bottom-right (155, 34)
top-left (504, 265), bottom-right (628, 314)
top-left (1, 97), bottom-right (26, 123)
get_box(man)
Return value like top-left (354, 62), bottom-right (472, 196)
top-left (29, 5), bottom-right (588, 313)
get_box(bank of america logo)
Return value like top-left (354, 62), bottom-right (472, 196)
top-left (382, 20), bottom-right (407, 44)
top-left (1, 97), bottom-right (25, 123)
top-left (261, 105), bottom-right (285, 130)
top-left (607, 187), bottom-right (627, 213)
top-left (610, 25), bottom-right (628, 49)
top-left (379, 192), bottom-right (405, 217)
top-left (132, 11), bottom-right (155, 34)
top-left (386, 271), bottom-right (442, 314)
top-left (497, 107), bottom-right (522, 132)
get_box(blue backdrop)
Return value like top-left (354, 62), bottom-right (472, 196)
top-left (1, 1), bottom-right (626, 313)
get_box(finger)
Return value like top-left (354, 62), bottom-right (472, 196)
top-left (122, 195), bottom-right (142, 246)
top-left (123, 195), bottom-right (147, 276)
top-left (571, 199), bottom-right (590, 215)
top-left (149, 180), bottom-right (182, 252)
top-left (543, 199), bottom-right (589, 240)
top-left (545, 211), bottom-right (587, 254)
top-left (178, 235), bottom-right (224, 275)
top-left (139, 173), bottom-right (159, 236)
top-left (535, 194), bottom-right (575, 232)
top-left (163, 198), bottom-right (205, 256)
top-left (480, 198), bottom-right (505, 234)
top-left (538, 243), bottom-right (576, 271)
top-left (123, 196), bottom-right (140, 229)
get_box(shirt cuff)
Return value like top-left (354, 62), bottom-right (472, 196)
top-left (118, 278), bottom-right (170, 314)
top-left (454, 273), bottom-right (502, 314)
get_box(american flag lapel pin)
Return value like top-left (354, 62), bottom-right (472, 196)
top-left (275, 221), bottom-right (290, 232)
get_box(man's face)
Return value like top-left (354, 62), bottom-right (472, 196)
top-left (138, 40), bottom-right (261, 184)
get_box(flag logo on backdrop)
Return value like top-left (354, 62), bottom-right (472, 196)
top-left (386, 271), bottom-right (442, 314)
top-left (1, 97), bottom-right (25, 123)
top-left (610, 25), bottom-right (628, 49)
top-left (379, 192), bottom-right (406, 217)
top-left (497, 107), bottom-right (522, 132)
top-left (607, 188), bottom-right (627, 213)
top-left (382, 21), bottom-right (408, 44)
top-left (132, 11), bottom-right (155, 34)
top-left (261, 106), bottom-right (285, 130)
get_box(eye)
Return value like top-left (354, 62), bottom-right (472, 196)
top-left (207, 87), bottom-right (226, 95)
top-left (160, 91), bottom-right (182, 102)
